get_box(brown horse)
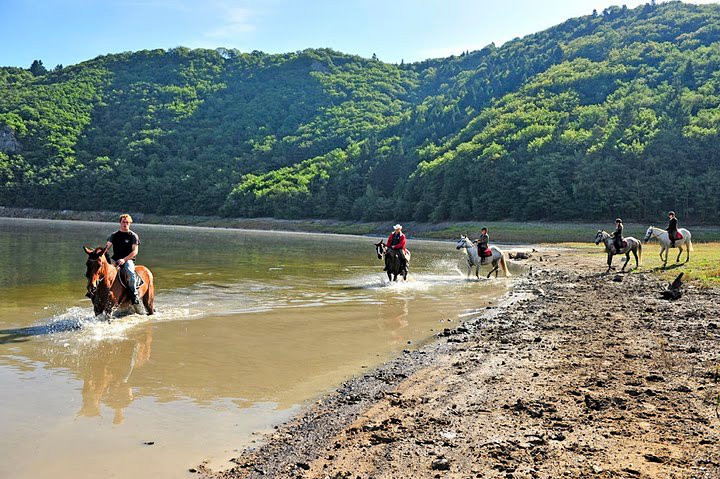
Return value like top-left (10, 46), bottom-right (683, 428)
top-left (83, 246), bottom-right (155, 317)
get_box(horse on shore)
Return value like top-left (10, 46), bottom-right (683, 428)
top-left (455, 235), bottom-right (510, 278)
top-left (643, 226), bottom-right (693, 267)
top-left (84, 246), bottom-right (155, 317)
top-left (374, 241), bottom-right (408, 281)
top-left (594, 230), bottom-right (642, 273)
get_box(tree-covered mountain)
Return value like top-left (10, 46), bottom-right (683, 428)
top-left (3, 1), bottom-right (720, 223)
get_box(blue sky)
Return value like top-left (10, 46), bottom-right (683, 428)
top-left (1, 0), bottom-right (717, 69)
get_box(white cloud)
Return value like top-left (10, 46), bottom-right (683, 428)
top-left (205, 7), bottom-right (256, 39)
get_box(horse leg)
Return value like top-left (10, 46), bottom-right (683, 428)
top-left (621, 253), bottom-right (630, 272)
top-left (486, 261), bottom-right (498, 278)
top-left (632, 249), bottom-right (639, 269)
top-left (606, 253), bottom-right (613, 273)
top-left (676, 246), bottom-right (682, 263)
top-left (142, 283), bottom-right (154, 315)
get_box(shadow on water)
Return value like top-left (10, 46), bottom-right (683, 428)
top-left (0, 307), bottom-right (132, 344)
top-left (0, 319), bottom-right (83, 344)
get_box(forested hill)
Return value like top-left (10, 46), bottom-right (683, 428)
top-left (3, 2), bottom-right (720, 223)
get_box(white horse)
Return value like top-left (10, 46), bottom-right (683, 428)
top-left (643, 226), bottom-right (693, 267)
top-left (455, 235), bottom-right (510, 278)
top-left (594, 230), bottom-right (643, 273)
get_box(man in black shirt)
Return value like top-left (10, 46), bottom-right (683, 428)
top-left (104, 213), bottom-right (141, 304)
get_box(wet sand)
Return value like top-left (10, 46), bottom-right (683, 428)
top-left (200, 247), bottom-right (720, 479)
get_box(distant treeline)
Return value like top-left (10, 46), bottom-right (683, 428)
top-left (2, 2), bottom-right (720, 223)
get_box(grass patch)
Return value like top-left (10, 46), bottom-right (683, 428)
top-left (640, 241), bottom-right (720, 287)
top-left (572, 240), bottom-right (720, 287)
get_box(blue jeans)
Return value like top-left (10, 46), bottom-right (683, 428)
top-left (121, 260), bottom-right (138, 299)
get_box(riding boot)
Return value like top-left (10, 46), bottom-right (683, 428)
top-left (671, 241), bottom-right (676, 248)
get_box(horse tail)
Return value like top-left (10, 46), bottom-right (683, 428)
top-left (637, 240), bottom-right (643, 266)
top-left (687, 237), bottom-right (694, 252)
top-left (500, 253), bottom-right (511, 277)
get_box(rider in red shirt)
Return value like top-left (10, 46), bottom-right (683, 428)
top-left (386, 224), bottom-right (409, 270)
top-left (387, 224), bottom-right (407, 253)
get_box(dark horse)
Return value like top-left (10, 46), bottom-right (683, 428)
top-left (84, 246), bottom-right (155, 317)
top-left (374, 241), bottom-right (408, 281)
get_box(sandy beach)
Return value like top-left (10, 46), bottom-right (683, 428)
top-left (199, 247), bottom-right (720, 479)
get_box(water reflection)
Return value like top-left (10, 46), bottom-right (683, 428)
top-left (78, 324), bottom-right (152, 424)
top-left (378, 297), bottom-right (410, 344)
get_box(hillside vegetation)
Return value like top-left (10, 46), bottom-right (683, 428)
top-left (2, 2), bottom-right (720, 223)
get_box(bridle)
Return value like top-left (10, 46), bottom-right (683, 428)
top-left (375, 241), bottom-right (387, 259)
top-left (594, 230), bottom-right (607, 245)
top-left (456, 236), bottom-right (471, 250)
top-left (645, 226), bottom-right (661, 242)
top-left (86, 257), bottom-right (111, 296)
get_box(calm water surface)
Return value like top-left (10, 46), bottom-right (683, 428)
top-left (0, 218), bottom-right (512, 478)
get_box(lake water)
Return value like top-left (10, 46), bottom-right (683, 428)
top-left (0, 217), bottom-right (512, 478)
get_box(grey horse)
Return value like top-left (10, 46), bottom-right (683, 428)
top-left (594, 230), bottom-right (643, 273)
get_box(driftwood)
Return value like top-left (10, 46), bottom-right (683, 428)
top-left (660, 273), bottom-right (684, 300)
top-left (509, 252), bottom-right (531, 260)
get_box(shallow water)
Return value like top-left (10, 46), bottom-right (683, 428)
top-left (0, 218), bottom-right (513, 478)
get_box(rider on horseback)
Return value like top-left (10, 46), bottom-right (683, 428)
top-left (666, 211), bottom-right (678, 248)
top-left (104, 214), bottom-right (141, 305)
top-left (611, 218), bottom-right (624, 253)
top-left (386, 224), bottom-right (409, 271)
top-left (473, 227), bottom-right (490, 259)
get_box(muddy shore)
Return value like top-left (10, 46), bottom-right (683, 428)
top-left (199, 247), bottom-right (720, 479)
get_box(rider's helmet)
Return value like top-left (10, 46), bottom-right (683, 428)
top-left (615, 218), bottom-right (622, 223)
top-left (668, 211), bottom-right (675, 216)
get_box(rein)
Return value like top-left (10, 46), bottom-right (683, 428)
top-left (91, 260), bottom-right (116, 289)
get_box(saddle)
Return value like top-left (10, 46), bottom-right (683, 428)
top-left (613, 240), bottom-right (627, 253)
top-left (674, 232), bottom-right (683, 240)
top-left (119, 268), bottom-right (144, 292)
top-left (478, 247), bottom-right (492, 258)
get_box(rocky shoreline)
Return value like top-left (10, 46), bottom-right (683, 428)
top-left (199, 248), bottom-right (720, 479)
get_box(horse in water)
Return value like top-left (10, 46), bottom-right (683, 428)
top-left (643, 226), bottom-right (693, 267)
top-left (455, 235), bottom-right (510, 278)
top-left (84, 246), bottom-right (155, 317)
top-left (594, 230), bottom-right (643, 273)
top-left (374, 241), bottom-right (408, 281)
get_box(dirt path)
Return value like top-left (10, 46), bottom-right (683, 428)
top-left (202, 248), bottom-right (720, 479)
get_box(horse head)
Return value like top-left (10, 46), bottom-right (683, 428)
top-left (456, 235), bottom-right (470, 250)
top-left (84, 246), bottom-right (110, 297)
top-left (594, 230), bottom-right (606, 245)
top-left (643, 226), bottom-right (654, 243)
top-left (374, 241), bottom-right (386, 260)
